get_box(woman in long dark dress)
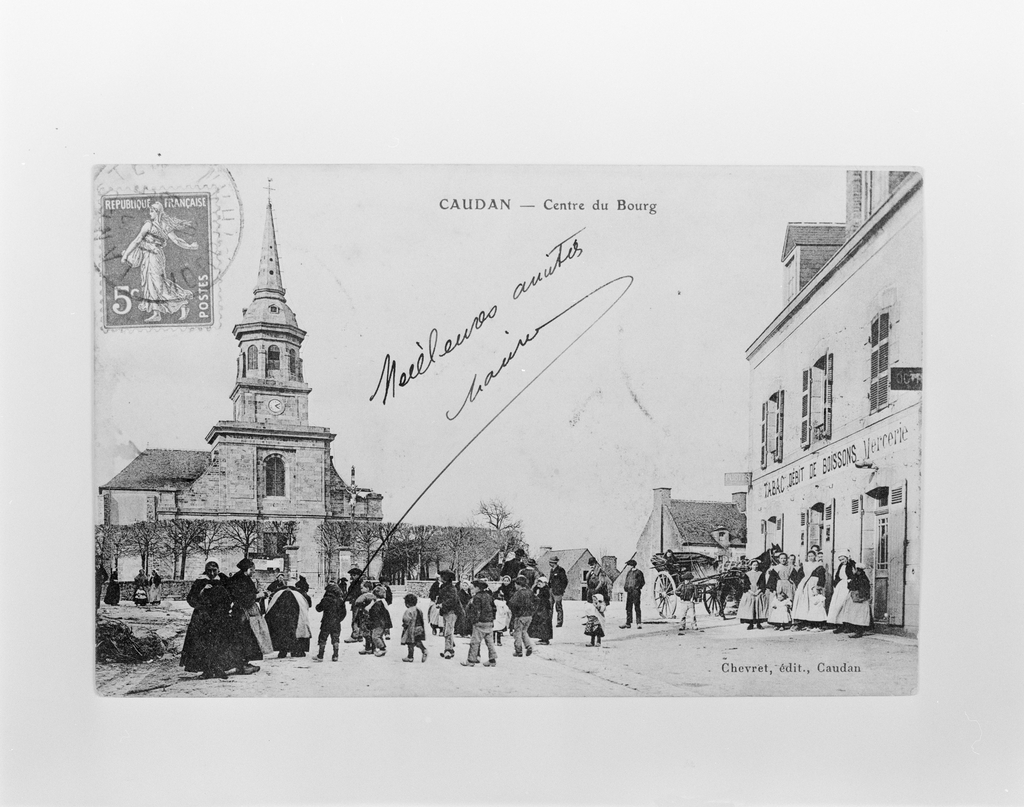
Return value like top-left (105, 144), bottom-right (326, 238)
top-left (227, 559), bottom-right (270, 664)
top-left (103, 569), bottom-right (121, 606)
top-left (265, 577), bottom-right (313, 657)
top-left (180, 562), bottom-right (243, 679)
top-left (528, 576), bottom-right (555, 644)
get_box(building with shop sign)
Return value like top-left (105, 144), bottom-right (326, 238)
top-left (744, 170), bottom-right (922, 633)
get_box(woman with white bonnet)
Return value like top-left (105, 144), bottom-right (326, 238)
top-left (826, 550), bottom-right (857, 630)
top-left (836, 562), bottom-right (872, 638)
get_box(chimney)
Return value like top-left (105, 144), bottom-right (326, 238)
top-left (845, 170), bottom-right (865, 240)
top-left (351, 465), bottom-right (356, 487)
top-left (538, 545), bottom-right (552, 559)
top-left (654, 487), bottom-right (671, 512)
top-left (732, 491), bottom-right (747, 513)
top-left (602, 556), bottom-right (618, 578)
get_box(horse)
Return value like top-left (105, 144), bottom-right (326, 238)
top-left (709, 544), bottom-right (781, 618)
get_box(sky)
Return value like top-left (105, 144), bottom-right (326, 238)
top-left (94, 165), bottom-right (847, 562)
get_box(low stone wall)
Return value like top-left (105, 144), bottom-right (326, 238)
top-left (100, 580), bottom-right (192, 602)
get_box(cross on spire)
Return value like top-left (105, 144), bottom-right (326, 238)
top-left (265, 178), bottom-right (274, 202)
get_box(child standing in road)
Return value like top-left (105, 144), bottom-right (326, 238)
top-left (584, 594), bottom-right (606, 647)
top-left (768, 590), bottom-right (792, 630)
top-left (677, 571), bottom-right (700, 634)
top-left (314, 582), bottom-right (347, 661)
top-left (493, 590), bottom-right (511, 646)
top-left (400, 593), bottom-right (428, 662)
top-left (359, 586), bottom-right (393, 657)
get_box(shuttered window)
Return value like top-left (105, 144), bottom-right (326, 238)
top-left (801, 369), bottom-right (811, 448)
top-left (762, 392), bottom-right (785, 466)
top-left (760, 401), bottom-right (768, 469)
top-left (870, 312), bottom-right (890, 413)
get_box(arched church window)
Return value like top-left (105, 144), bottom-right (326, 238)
top-left (288, 348), bottom-right (297, 378)
top-left (247, 345), bottom-right (258, 370)
top-left (267, 345), bottom-right (281, 372)
top-left (265, 455), bottom-right (285, 497)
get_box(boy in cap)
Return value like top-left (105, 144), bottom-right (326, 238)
top-left (508, 576), bottom-right (538, 657)
top-left (314, 582), bottom-right (347, 661)
top-left (436, 569), bottom-right (462, 659)
top-left (462, 580), bottom-right (497, 667)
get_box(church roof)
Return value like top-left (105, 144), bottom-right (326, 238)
top-left (99, 449), bottom-right (209, 492)
top-left (666, 499), bottom-right (747, 547)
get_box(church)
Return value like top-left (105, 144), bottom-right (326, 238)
top-left (99, 199), bottom-right (384, 583)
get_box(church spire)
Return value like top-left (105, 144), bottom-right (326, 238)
top-left (255, 197), bottom-right (286, 299)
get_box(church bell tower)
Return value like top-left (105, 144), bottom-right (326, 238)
top-left (229, 198), bottom-right (311, 425)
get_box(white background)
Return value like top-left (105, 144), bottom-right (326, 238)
top-left (2, 2), bottom-right (1023, 805)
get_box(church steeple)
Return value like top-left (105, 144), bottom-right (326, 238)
top-left (225, 196), bottom-right (311, 428)
top-left (255, 199), bottom-right (286, 299)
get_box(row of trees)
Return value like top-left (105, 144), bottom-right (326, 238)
top-left (95, 519), bottom-right (298, 579)
top-left (340, 499), bottom-right (529, 583)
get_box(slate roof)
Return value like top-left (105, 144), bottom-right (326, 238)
top-left (537, 548), bottom-right (592, 570)
top-left (781, 223), bottom-right (846, 261)
top-left (666, 499), bottom-right (747, 547)
top-left (99, 449), bottom-right (210, 492)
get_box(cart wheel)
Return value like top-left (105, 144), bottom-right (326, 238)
top-left (653, 572), bottom-right (677, 619)
top-left (704, 585), bottom-right (720, 616)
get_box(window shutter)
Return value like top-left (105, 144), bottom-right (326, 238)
top-left (851, 497), bottom-right (860, 515)
top-left (891, 485), bottom-right (904, 506)
top-left (778, 513), bottom-right (784, 550)
top-left (824, 353), bottom-right (834, 439)
top-left (801, 369), bottom-right (810, 448)
top-left (760, 401), bottom-right (768, 469)
top-left (776, 391), bottom-right (785, 461)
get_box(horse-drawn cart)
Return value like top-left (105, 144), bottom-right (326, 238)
top-left (650, 551), bottom-right (746, 619)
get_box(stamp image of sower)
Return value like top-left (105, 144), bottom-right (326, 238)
top-left (101, 194), bottom-right (212, 327)
top-left (94, 164), bottom-right (243, 331)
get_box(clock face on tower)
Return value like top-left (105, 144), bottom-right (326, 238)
top-left (267, 398), bottom-right (285, 415)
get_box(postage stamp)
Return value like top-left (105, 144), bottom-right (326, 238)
top-left (93, 165), bottom-right (243, 330)
top-left (99, 192), bottom-right (214, 327)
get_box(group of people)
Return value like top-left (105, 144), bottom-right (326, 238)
top-left (179, 560), bottom-right (326, 679)
top-left (735, 546), bottom-right (873, 638)
top-left (95, 566), bottom-right (162, 608)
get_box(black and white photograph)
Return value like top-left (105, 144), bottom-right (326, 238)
top-left (93, 165), bottom-right (921, 698)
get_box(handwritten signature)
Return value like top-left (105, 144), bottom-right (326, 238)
top-left (368, 229), bottom-right (586, 407)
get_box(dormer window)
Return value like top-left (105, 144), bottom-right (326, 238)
top-left (270, 305), bottom-right (279, 313)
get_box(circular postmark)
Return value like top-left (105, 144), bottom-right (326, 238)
top-left (93, 165), bottom-right (243, 330)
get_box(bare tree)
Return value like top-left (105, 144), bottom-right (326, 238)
top-left (317, 520), bottom-right (349, 582)
top-left (123, 521), bottom-right (164, 575)
top-left (197, 521), bottom-right (231, 560)
top-left (265, 520), bottom-right (297, 556)
top-left (409, 523), bottom-right (442, 579)
top-left (221, 519), bottom-right (262, 560)
top-left (94, 524), bottom-right (126, 572)
top-left (163, 519), bottom-right (213, 579)
top-left (477, 498), bottom-right (526, 561)
top-left (438, 522), bottom-right (487, 578)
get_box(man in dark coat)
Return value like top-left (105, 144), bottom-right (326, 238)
top-left (226, 559), bottom-right (265, 671)
top-left (585, 557), bottom-right (610, 606)
top-left (181, 561), bottom-right (245, 680)
top-left (436, 570), bottom-right (462, 659)
top-left (461, 580), bottom-right (497, 667)
top-left (620, 559), bottom-right (646, 629)
top-left (521, 559), bottom-right (539, 587)
top-left (499, 548), bottom-right (526, 581)
top-left (547, 555), bottom-right (569, 627)
top-left (508, 576), bottom-right (539, 657)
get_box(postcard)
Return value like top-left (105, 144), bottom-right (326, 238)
top-left (93, 165), bottom-right (921, 697)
